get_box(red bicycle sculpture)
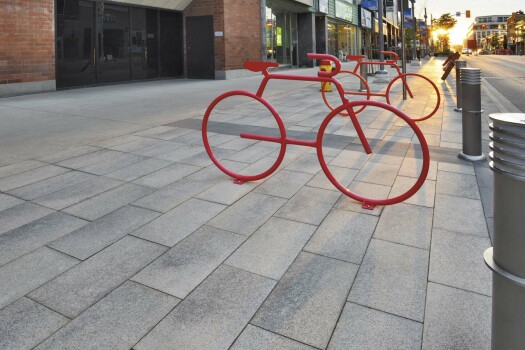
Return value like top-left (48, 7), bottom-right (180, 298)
top-left (202, 53), bottom-right (430, 209)
top-left (321, 51), bottom-right (441, 122)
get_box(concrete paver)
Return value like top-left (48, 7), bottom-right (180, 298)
top-left (0, 57), bottom-right (501, 349)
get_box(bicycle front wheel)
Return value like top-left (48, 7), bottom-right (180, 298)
top-left (322, 70), bottom-right (370, 116)
top-left (202, 90), bottom-right (286, 182)
top-left (386, 73), bottom-right (440, 122)
top-left (316, 100), bottom-right (430, 207)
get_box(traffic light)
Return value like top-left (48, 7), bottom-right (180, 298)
top-left (466, 10), bottom-right (471, 18)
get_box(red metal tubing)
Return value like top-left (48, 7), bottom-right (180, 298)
top-left (241, 133), bottom-right (316, 148)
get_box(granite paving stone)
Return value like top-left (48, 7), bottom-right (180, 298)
top-left (334, 181), bottom-right (390, 216)
top-left (91, 134), bottom-right (143, 148)
top-left (132, 162), bottom-right (202, 188)
top-left (225, 217), bottom-right (316, 280)
top-left (28, 236), bottom-right (167, 318)
top-left (274, 186), bottom-right (341, 225)
top-left (436, 171), bottom-right (480, 200)
top-left (56, 149), bottom-right (123, 169)
top-left (389, 177), bottom-right (436, 208)
top-left (230, 325), bottom-right (316, 350)
top-left (304, 209), bottom-right (378, 264)
top-left (32, 176), bottom-right (123, 210)
top-left (252, 252), bottom-right (358, 349)
top-left (0, 165), bottom-right (69, 191)
top-left (0, 297), bottom-right (69, 350)
top-left (7, 171), bottom-right (96, 200)
top-left (374, 203), bottom-right (433, 249)
top-left (429, 228), bottom-right (492, 296)
top-left (0, 160), bottom-right (47, 179)
top-left (437, 162), bottom-right (475, 175)
top-left (177, 148), bottom-right (237, 167)
top-left (433, 194), bottom-right (489, 237)
top-left (0, 247), bottom-right (79, 310)
top-left (132, 225), bottom-right (245, 298)
top-left (134, 126), bottom-right (194, 140)
top-left (62, 183), bottom-right (155, 221)
top-left (130, 140), bottom-right (185, 157)
top-left (78, 153), bottom-right (146, 175)
top-left (34, 281), bottom-right (179, 350)
top-left (306, 166), bottom-right (357, 191)
top-left (354, 161), bottom-right (401, 186)
top-left (132, 198), bottom-right (226, 246)
top-left (348, 239), bottom-right (429, 322)
top-left (253, 170), bottom-right (314, 199)
top-left (105, 157), bottom-right (173, 181)
top-left (37, 145), bottom-right (101, 164)
top-left (225, 143), bottom-right (279, 164)
top-left (49, 206), bottom-right (160, 260)
top-left (284, 153), bottom-right (325, 174)
top-left (0, 202), bottom-right (55, 236)
top-left (134, 265), bottom-right (276, 350)
top-left (329, 149), bottom-right (370, 169)
top-left (398, 157), bottom-right (438, 181)
top-left (0, 193), bottom-right (24, 212)
top-left (0, 212), bottom-right (87, 266)
top-left (196, 180), bottom-right (259, 205)
top-left (108, 137), bottom-right (164, 152)
top-left (156, 144), bottom-right (204, 162)
top-left (422, 282), bottom-right (491, 350)
top-left (207, 192), bottom-right (286, 236)
top-left (132, 125), bottom-right (180, 138)
top-left (327, 302), bottom-right (423, 350)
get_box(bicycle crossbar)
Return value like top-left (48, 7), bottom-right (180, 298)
top-left (240, 133), bottom-right (317, 148)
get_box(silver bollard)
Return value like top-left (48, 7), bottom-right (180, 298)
top-left (454, 60), bottom-right (467, 112)
top-left (485, 113), bottom-right (525, 350)
top-left (458, 68), bottom-right (487, 162)
top-left (359, 58), bottom-right (368, 92)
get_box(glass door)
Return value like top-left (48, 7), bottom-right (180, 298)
top-left (130, 8), bottom-right (158, 79)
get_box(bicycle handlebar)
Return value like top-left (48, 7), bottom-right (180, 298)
top-left (307, 53), bottom-right (341, 77)
top-left (380, 51), bottom-right (399, 63)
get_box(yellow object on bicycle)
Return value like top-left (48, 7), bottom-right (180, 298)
top-left (319, 60), bottom-right (332, 92)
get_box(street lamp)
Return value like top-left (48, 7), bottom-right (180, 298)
top-left (410, 0), bottom-right (420, 65)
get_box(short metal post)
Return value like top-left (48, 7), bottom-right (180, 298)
top-left (485, 113), bottom-right (525, 350)
top-left (458, 68), bottom-right (487, 162)
top-left (454, 60), bottom-right (467, 112)
top-left (359, 58), bottom-right (368, 92)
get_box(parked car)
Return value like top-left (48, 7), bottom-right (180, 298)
top-left (461, 48), bottom-right (472, 56)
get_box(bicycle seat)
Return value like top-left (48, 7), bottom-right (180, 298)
top-left (244, 61), bottom-right (279, 72)
top-left (346, 55), bottom-right (366, 62)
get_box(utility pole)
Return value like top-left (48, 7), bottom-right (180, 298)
top-left (424, 7), bottom-right (428, 57)
top-left (410, 0), bottom-right (420, 65)
top-left (400, 0), bottom-right (407, 99)
top-left (374, 0), bottom-right (389, 81)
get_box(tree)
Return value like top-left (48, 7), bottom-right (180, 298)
top-left (432, 13), bottom-right (457, 52)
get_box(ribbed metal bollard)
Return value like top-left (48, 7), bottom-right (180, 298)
top-left (458, 68), bottom-right (487, 162)
top-left (359, 58), bottom-right (368, 92)
top-left (485, 113), bottom-right (525, 350)
top-left (454, 60), bottom-right (467, 112)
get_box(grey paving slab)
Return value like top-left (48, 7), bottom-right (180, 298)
top-left (177, 148), bottom-right (237, 167)
top-left (0, 212), bottom-right (87, 266)
top-left (108, 137), bottom-right (164, 152)
top-left (130, 140), bottom-right (185, 157)
top-left (133, 162), bottom-right (202, 188)
top-left (0, 193), bottom-right (23, 212)
top-left (0, 160), bottom-right (47, 179)
top-left (348, 239), bottom-right (429, 322)
top-left (225, 143), bottom-right (280, 164)
top-left (0, 247), bottom-right (79, 310)
top-left (62, 183), bottom-right (155, 221)
top-left (37, 145), bottom-right (101, 164)
top-left (28, 236), bottom-right (167, 318)
top-left (226, 217), bottom-right (316, 280)
top-left (0, 202), bottom-right (55, 235)
top-left (34, 281), bottom-right (179, 350)
top-left (105, 157), bottom-right (173, 181)
top-left (78, 153), bottom-right (146, 175)
top-left (196, 179), bottom-right (258, 205)
top-left (132, 198), bottom-right (226, 246)
top-left (437, 161), bottom-right (475, 175)
top-left (474, 164), bottom-right (493, 189)
top-left (32, 176), bottom-right (123, 210)
top-left (91, 134), bottom-right (143, 148)
top-left (328, 302), bottom-right (423, 350)
top-left (354, 161), bottom-right (401, 186)
top-left (285, 153), bottom-right (325, 174)
top-left (134, 265), bottom-right (276, 350)
top-left (254, 170), bottom-right (314, 199)
top-left (56, 149), bottom-right (123, 169)
top-left (334, 181), bottom-right (390, 216)
top-left (133, 125), bottom-right (180, 138)
top-left (433, 194), bottom-right (489, 238)
top-left (132, 225), bottom-right (245, 298)
top-left (156, 144), bottom-right (204, 162)
top-left (231, 325), bottom-right (316, 350)
top-left (389, 177), bottom-right (436, 208)
top-left (329, 149), bottom-right (370, 169)
top-left (374, 203), bottom-right (433, 249)
top-left (0, 165), bottom-right (69, 191)
top-left (7, 171), bottom-right (96, 200)
top-left (0, 297), bottom-right (68, 350)
top-left (49, 206), bottom-right (160, 260)
top-left (274, 186), bottom-right (341, 225)
top-left (306, 166), bottom-right (357, 191)
top-left (134, 125), bottom-right (194, 140)
top-left (436, 171), bottom-right (480, 200)
top-left (207, 192), bottom-right (286, 236)
top-left (422, 282), bottom-right (491, 350)
top-left (399, 157), bottom-right (438, 181)
top-left (479, 186), bottom-right (493, 219)
top-left (252, 252), bottom-right (358, 349)
top-left (429, 228), bottom-right (492, 296)
top-left (304, 209), bottom-right (378, 264)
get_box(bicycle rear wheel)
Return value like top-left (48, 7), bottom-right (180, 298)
top-left (316, 100), bottom-right (430, 208)
top-left (321, 70), bottom-right (370, 116)
top-left (202, 90), bottom-right (286, 182)
top-left (386, 73), bottom-right (440, 122)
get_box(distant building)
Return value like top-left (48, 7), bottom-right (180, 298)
top-left (467, 15), bottom-right (509, 51)
top-left (507, 11), bottom-right (525, 55)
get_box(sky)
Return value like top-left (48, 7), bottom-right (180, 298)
top-left (416, 0), bottom-right (524, 44)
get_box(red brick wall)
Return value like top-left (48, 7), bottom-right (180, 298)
top-left (184, 0), bottom-right (261, 73)
top-left (0, 0), bottom-right (55, 85)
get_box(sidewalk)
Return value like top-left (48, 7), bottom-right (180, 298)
top-left (0, 57), bottom-right (495, 350)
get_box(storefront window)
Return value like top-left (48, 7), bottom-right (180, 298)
top-left (265, 6), bottom-right (297, 66)
top-left (328, 23), bottom-right (357, 60)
